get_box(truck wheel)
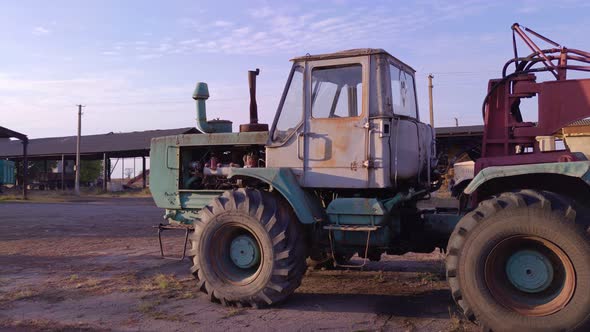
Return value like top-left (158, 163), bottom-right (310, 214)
top-left (189, 188), bottom-right (306, 307)
top-left (446, 190), bottom-right (590, 331)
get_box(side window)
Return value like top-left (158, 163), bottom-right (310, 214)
top-left (312, 64), bottom-right (362, 118)
top-left (272, 66), bottom-right (303, 142)
top-left (390, 64), bottom-right (417, 118)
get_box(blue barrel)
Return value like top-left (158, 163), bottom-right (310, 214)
top-left (0, 160), bottom-right (15, 185)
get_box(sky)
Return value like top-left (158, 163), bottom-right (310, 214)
top-left (1, 0), bottom-right (590, 139)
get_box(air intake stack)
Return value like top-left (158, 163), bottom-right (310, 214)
top-left (193, 82), bottom-right (233, 133)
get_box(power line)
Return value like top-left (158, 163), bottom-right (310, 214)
top-left (428, 70), bottom-right (499, 75)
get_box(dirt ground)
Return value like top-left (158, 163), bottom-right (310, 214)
top-left (0, 197), bottom-right (477, 332)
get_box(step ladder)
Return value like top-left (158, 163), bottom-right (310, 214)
top-left (154, 223), bottom-right (194, 261)
top-left (323, 224), bottom-right (380, 269)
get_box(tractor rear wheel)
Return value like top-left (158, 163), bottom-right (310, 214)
top-left (189, 188), bottom-right (306, 307)
top-left (446, 190), bottom-right (590, 331)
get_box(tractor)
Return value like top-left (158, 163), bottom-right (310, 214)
top-left (150, 24), bottom-right (590, 331)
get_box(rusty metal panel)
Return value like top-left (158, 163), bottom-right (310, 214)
top-left (303, 56), bottom-right (370, 188)
top-left (265, 136), bottom-right (304, 184)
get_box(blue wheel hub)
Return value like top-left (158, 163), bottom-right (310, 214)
top-left (506, 249), bottom-right (554, 293)
top-left (230, 234), bottom-right (260, 269)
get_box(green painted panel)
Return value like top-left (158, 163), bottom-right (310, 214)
top-left (465, 161), bottom-right (590, 194)
top-left (149, 131), bottom-right (269, 210)
top-left (179, 190), bottom-right (225, 209)
top-left (326, 198), bottom-right (386, 225)
top-left (150, 136), bottom-right (181, 209)
top-left (176, 131), bottom-right (268, 146)
top-left (332, 226), bottom-right (392, 247)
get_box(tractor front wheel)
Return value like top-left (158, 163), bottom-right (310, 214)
top-left (189, 188), bottom-right (306, 307)
top-left (446, 190), bottom-right (590, 331)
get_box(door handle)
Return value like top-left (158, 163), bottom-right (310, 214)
top-left (297, 132), bottom-right (305, 160)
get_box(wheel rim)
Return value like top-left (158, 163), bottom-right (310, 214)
top-left (230, 234), bottom-right (261, 269)
top-left (505, 249), bottom-right (554, 293)
top-left (209, 223), bottom-right (263, 285)
top-left (485, 236), bottom-right (576, 316)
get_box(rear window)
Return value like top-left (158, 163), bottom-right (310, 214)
top-left (390, 64), bottom-right (417, 118)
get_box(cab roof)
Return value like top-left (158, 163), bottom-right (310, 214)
top-left (291, 48), bottom-right (415, 72)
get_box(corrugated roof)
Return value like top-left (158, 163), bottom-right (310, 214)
top-left (568, 119), bottom-right (590, 127)
top-left (0, 126), bottom-right (27, 141)
top-left (435, 125), bottom-right (484, 137)
top-left (0, 127), bottom-right (198, 158)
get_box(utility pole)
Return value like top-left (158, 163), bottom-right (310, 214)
top-left (428, 74), bottom-right (434, 128)
top-left (75, 104), bottom-right (84, 196)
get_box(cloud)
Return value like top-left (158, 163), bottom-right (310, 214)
top-left (137, 53), bottom-right (162, 60)
top-left (249, 6), bottom-right (274, 19)
top-left (213, 20), bottom-right (233, 28)
top-left (0, 72), bottom-right (195, 137)
top-left (179, 39), bottom-right (199, 45)
top-left (107, 1), bottom-right (502, 59)
top-left (32, 26), bottom-right (50, 36)
top-left (233, 27), bottom-right (251, 36)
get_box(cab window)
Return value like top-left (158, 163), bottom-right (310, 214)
top-left (311, 64), bottom-right (362, 118)
top-left (272, 65), bottom-right (303, 142)
top-left (390, 64), bottom-right (417, 118)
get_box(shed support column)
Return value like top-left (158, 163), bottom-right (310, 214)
top-left (142, 156), bottom-right (146, 189)
top-left (107, 158), bottom-right (111, 181)
top-left (43, 159), bottom-right (48, 191)
top-left (22, 140), bottom-right (28, 200)
top-left (61, 154), bottom-right (65, 191)
top-left (103, 153), bottom-right (108, 192)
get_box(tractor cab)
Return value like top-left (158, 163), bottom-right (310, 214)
top-left (266, 48), bottom-right (435, 190)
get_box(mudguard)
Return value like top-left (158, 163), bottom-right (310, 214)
top-left (464, 161), bottom-right (590, 194)
top-left (229, 167), bottom-right (325, 224)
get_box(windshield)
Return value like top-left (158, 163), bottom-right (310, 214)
top-left (272, 65), bottom-right (303, 142)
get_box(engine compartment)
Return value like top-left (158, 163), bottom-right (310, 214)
top-left (179, 145), bottom-right (266, 191)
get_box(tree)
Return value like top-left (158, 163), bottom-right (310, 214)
top-left (80, 160), bottom-right (103, 183)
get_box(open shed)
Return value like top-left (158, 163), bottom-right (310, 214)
top-left (0, 127), bottom-right (199, 191)
top-left (0, 126), bottom-right (28, 198)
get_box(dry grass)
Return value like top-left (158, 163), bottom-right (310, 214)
top-left (137, 300), bottom-right (182, 321)
top-left (372, 270), bottom-right (386, 283)
top-left (138, 274), bottom-right (183, 292)
top-left (222, 307), bottom-right (245, 319)
top-left (0, 288), bottom-right (36, 303)
top-left (70, 277), bottom-right (102, 290)
top-left (447, 307), bottom-right (468, 332)
top-left (0, 318), bottom-right (98, 331)
top-left (419, 272), bottom-right (443, 284)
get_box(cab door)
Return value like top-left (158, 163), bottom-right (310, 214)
top-left (302, 57), bottom-right (369, 188)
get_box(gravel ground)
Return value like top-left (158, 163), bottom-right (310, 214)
top-left (0, 198), bottom-right (477, 331)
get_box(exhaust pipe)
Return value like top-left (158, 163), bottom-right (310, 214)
top-left (240, 69), bottom-right (269, 132)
